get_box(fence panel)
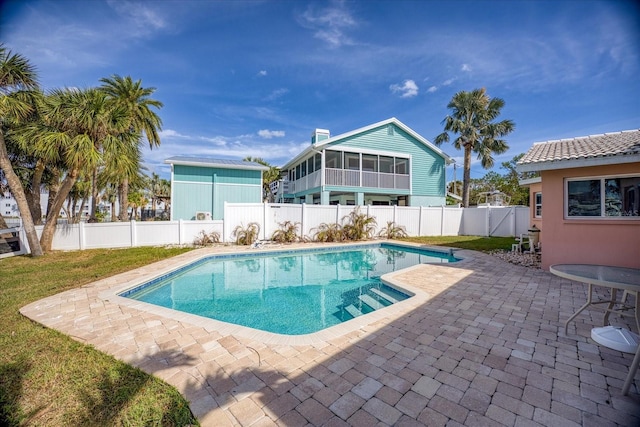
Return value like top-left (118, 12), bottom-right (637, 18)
top-left (488, 207), bottom-right (513, 237)
top-left (515, 207), bottom-right (530, 236)
top-left (420, 207), bottom-right (444, 236)
top-left (304, 205), bottom-right (341, 238)
top-left (83, 222), bottom-right (133, 249)
top-left (368, 206), bottom-right (394, 234)
top-left (136, 221), bottom-right (180, 246)
top-left (461, 208), bottom-right (487, 236)
top-left (441, 207), bottom-right (463, 236)
top-left (267, 204), bottom-right (303, 239)
top-left (183, 220), bottom-right (224, 244)
top-left (224, 203), bottom-right (265, 241)
top-left (394, 206), bottom-right (420, 236)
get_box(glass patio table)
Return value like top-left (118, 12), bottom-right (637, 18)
top-left (550, 264), bottom-right (640, 395)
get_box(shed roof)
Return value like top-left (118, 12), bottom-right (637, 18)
top-left (517, 129), bottom-right (640, 172)
top-left (165, 156), bottom-right (270, 171)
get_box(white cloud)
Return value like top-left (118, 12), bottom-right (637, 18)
top-left (461, 63), bottom-right (472, 72)
top-left (390, 79), bottom-right (419, 98)
top-left (264, 88), bottom-right (289, 101)
top-left (106, 0), bottom-right (166, 35)
top-left (258, 70), bottom-right (267, 76)
top-left (427, 86), bottom-right (438, 93)
top-left (258, 129), bottom-right (285, 139)
top-left (297, 2), bottom-right (357, 47)
top-left (442, 78), bottom-right (455, 86)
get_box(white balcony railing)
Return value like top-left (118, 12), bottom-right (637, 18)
top-left (284, 168), bottom-right (410, 194)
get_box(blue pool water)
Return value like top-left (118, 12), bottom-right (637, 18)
top-left (122, 243), bottom-right (458, 335)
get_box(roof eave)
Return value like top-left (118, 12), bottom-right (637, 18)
top-left (516, 154), bottom-right (640, 173)
top-left (165, 158), bottom-right (269, 171)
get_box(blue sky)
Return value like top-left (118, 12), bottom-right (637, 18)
top-left (2, 0), bottom-right (639, 182)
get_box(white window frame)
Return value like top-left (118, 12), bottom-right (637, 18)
top-left (564, 173), bottom-right (640, 219)
top-left (534, 192), bottom-right (542, 218)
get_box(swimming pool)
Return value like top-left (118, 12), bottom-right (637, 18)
top-left (122, 243), bottom-right (459, 335)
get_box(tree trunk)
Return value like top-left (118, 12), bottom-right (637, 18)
top-left (46, 168), bottom-right (60, 221)
top-left (0, 133), bottom-right (43, 256)
top-left (0, 213), bottom-right (8, 230)
top-left (90, 166), bottom-right (98, 220)
top-left (27, 159), bottom-right (45, 225)
top-left (40, 169), bottom-right (79, 252)
top-left (118, 179), bottom-right (129, 222)
top-left (462, 144), bottom-right (473, 208)
top-left (110, 201), bottom-right (116, 222)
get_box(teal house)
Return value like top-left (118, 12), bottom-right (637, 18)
top-left (275, 118), bottom-right (453, 206)
top-left (165, 157), bottom-right (269, 220)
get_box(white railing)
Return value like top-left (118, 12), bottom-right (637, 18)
top-left (287, 169), bottom-right (411, 193)
top-left (16, 204), bottom-right (530, 252)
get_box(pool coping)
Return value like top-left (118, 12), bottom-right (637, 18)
top-left (98, 240), bottom-right (470, 346)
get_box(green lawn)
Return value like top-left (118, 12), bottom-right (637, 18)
top-left (400, 235), bottom-right (515, 252)
top-left (0, 247), bottom-right (199, 427)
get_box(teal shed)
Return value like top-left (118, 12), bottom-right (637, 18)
top-left (275, 118), bottom-right (453, 206)
top-left (165, 157), bottom-right (269, 220)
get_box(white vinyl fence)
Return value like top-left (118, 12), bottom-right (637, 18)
top-left (4, 203), bottom-right (531, 254)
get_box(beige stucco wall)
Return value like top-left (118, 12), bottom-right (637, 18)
top-left (539, 162), bottom-right (640, 270)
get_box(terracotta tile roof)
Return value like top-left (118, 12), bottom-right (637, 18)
top-left (518, 129), bottom-right (640, 171)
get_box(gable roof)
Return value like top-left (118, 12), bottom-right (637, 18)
top-left (281, 117), bottom-right (453, 169)
top-left (517, 129), bottom-right (640, 172)
top-left (165, 156), bottom-right (269, 171)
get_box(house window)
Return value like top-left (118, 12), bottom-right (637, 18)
top-left (362, 154), bottom-right (378, 172)
top-left (566, 175), bottom-right (640, 218)
top-left (395, 158), bottom-right (409, 175)
top-left (307, 157), bottom-right (314, 174)
top-left (380, 156), bottom-right (394, 173)
top-left (301, 161), bottom-right (307, 177)
top-left (314, 153), bottom-right (321, 171)
top-left (534, 192), bottom-right (542, 218)
top-left (344, 152), bottom-right (360, 170)
top-left (325, 150), bottom-right (342, 169)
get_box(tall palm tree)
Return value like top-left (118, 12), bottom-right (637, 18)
top-left (434, 88), bottom-right (514, 208)
top-left (99, 75), bottom-right (163, 221)
top-left (0, 45), bottom-right (44, 256)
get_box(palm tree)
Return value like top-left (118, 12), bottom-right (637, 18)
top-left (25, 87), bottom-right (131, 251)
top-left (99, 75), bottom-right (163, 221)
top-left (0, 45), bottom-right (44, 256)
top-left (434, 88), bottom-right (515, 208)
top-left (243, 156), bottom-right (279, 202)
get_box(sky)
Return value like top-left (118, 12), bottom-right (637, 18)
top-left (2, 0), bottom-right (639, 182)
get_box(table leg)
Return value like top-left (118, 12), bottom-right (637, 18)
top-left (622, 341), bottom-right (640, 395)
top-left (565, 283), bottom-right (594, 335)
top-left (603, 288), bottom-right (617, 327)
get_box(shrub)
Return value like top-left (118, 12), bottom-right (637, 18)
top-left (232, 222), bottom-right (260, 245)
top-left (378, 221), bottom-right (408, 239)
top-left (271, 221), bottom-right (300, 243)
top-left (342, 207), bottom-right (377, 241)
top-left (193, 230), bottom-right (221, 246)
top-left (312, 222), bottom-right (345, 242)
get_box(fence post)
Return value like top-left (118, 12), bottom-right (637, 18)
top-left (79, 221), bottom-right (85, 250)
top-left (263, 202), bottom-right (268, 240)
top-left (418, 206), bottom-right (423, 236)
top-left (223, 202), bottom-right (229, 242)
top-left (178, 219), bottom-right (184, 244)
top-left (485, 208), bottom-right (490, 237)
top-left (301, 203), bottom-right (306, 239)
top-left (393, 205), bottom-right (397, 225)
top-left (130, 220), bottom-right (137, 247)
top-left (336, 203), bottom-right (341, 224)
top-left (440, 206), bottom-right (445, 236)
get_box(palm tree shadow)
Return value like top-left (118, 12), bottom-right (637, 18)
top-left (0, 357), bottom-right (42, 426)
top-left (76, 349), bottom-right (198, 426)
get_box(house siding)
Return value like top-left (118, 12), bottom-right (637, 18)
top-left (328, 124), bottom-right (446, 199)
top-left (172, 165), bottom-right (263, 220)
top-left (540, 162), bottom-right (640, 270)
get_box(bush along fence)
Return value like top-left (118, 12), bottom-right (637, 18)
top-left (10, 203), bottom-right (530, 254)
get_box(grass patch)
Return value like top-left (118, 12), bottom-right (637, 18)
top-left (0, 247), bottom-right (198, 426)
top-left (400, 235), bottom-right (515, 252)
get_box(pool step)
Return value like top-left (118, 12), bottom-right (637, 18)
top-left (370, 287), bottom-right (399, 304)
top-left (345, 304), bottom-right (363, 318)
top-left (359, 294), bottom-right (385, 310)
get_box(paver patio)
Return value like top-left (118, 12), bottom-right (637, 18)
top-left (20, 243), bottom-right (640, 426)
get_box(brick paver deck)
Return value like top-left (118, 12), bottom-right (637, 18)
top-left (20, 243), bottom-right (640, 426)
